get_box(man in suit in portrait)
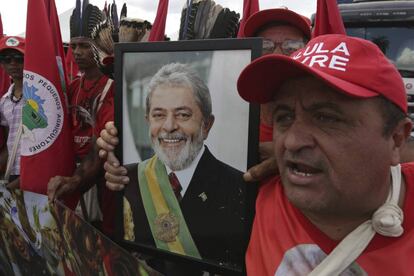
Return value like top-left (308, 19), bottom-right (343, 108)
top-left (100, 63), bottom-right (247, 274)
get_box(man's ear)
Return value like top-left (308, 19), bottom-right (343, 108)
top-left (202, 115), bottom-right (215, 140)
top-left (145, 114), bottom-right (149, 123)
top-left (391, 117), bottom-right (412, 165)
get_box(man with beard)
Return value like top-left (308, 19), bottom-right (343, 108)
top-left (101, 63), bottom-right (246, 274)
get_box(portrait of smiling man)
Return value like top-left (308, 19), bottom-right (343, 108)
top-left (105, 62), bottom-right (246, 275)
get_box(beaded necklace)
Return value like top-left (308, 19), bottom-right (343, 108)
top-left (73, 75), bottom-right (104, 127)
top-left (10, 86), bottom-right (22, 104)
top-left (80, 75), bottom-right (103, 92)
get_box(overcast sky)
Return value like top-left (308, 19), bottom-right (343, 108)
top-left (0, 0), bottom-right (316, 40)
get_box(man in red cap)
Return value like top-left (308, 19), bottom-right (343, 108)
top-left (242, 8), bottom-right (311, 181)
top-left (238, 34), bottom-right (414, 275)
top-left (0, 36), bottom-right (25, 187)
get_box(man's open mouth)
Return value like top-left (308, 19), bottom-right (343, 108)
top-left (286, 160), bottom-right (322, 177)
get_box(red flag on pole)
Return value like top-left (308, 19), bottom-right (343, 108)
top-left (44, 0), bottom-right (70, 94)
top-left (148, 0), bottom-right (169, 42)
top-left (237, 0), bottom-right (260, 38)
top-left (0, 13), bottom-right (11, 95)
top-left (21, 0), bottom-right (78, 208)
top-left (312, 0), bottom-right (346, 38)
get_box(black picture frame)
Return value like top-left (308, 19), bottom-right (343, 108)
top-left (114, 38), bottom-right (262, 275)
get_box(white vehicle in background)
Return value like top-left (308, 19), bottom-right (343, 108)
top-left (337, 0), bottom-right (414, 120)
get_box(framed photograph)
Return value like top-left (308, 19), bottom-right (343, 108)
top-left (114, 38), bottom-right (261, 275)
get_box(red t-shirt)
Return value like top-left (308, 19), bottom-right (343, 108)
top-left (69, 75), bottom-right (114, 159)
top-left (247, 163), bottom-right (414, 275)
top-left (69, 75), bottom-right (116, 237)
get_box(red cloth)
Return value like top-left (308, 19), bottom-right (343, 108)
top-left (21, 0), bottom-right (78, 209)
top-left (312, 0), bottom-right (346, 38)
top-left (259, 123), bottom-right (273, 142)
top-left (44, 0), bottom-right (69, 93)
top-left (237, 0), bottom-right (260, 38)
top-left (69, 74), bottom-right (115, 236)
top-left (246, 163), bottom-right (414, 275)
top-left (69, 75), bottom-right (114, 159)
top-left (148, 0), bottom-right (169, 42)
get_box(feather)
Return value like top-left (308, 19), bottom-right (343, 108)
top-left (111, 0), bottom-right (119, 31)
top-left (177, 0), bottom-right (239, 40)
top-left (70, 0), bottom-right (82, 38)
top-left (119, 18), bottom-right (151, 42)
top-left (209, 8), bottom-right (240, 38)
top-left (197, 0), bottom-right (212, 38)
top-left (91, 43), bottom-right (114, 79)
top-left (91, 20), bottom-right (114, 54)
top-left (194, 0), bottom-right (208, 38)
top-left (205, 3), bottom-right (223, 38)
top-left (82, 0), bottom-right (89, 16)
top-left (120, 3), bottom-right (127, 19)
top-left (103, 1), bottom-right (108, 15)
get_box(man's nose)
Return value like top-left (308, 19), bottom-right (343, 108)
top-left (283, 119), bottom-right (315, 153)
top-left (162, 114), bottom-right (178, 132)
top-left (273, 45), bottom-right (284, 55)
top-left (72, 47), bottom-right (81, 56)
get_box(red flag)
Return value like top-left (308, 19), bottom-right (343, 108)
top-left (44, 0), bottom-right (70, 96)
top-left (148, 0), bottom-right (169, 42)
top-left (237, 0), bottom-right (260, 38)
top-left (0, 13), bottom-right (11, 95)
top-left (312, 0), bottom-right (346, 38)
top-left (21, 0), bottom-right (78, 208)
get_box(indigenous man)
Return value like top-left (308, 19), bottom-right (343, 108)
top-left (237, 34), bottom-right (414, 275)
top-left (47, 3), bottom-right (115, 237)
top-left (0, 36), bottom-right (25, 188)
top-left (100, 63), bottom-right (246, 274)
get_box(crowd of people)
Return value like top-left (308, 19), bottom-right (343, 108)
top-left (0, 1), bottom-right (413, 275)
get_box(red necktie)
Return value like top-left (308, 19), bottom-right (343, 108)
top-left (168, 172), bottom-right (183, 201)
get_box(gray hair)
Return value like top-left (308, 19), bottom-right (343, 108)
top-left (145, 63), bottom-right (212, 121)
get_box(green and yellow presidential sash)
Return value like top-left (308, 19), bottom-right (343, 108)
top-left (137, 156), bottom-right (201, 259)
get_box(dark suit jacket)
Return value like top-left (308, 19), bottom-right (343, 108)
top-left (124, 147), bottom-right (247, 274)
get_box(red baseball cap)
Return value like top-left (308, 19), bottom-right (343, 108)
top-left (0, 36), bottom-right (25, 55)
top-left (243, 8), bottom-right (311, 39)
top-left (237, 34), bottom-right (407, 112)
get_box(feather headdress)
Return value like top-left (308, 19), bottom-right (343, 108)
top-left (179, 0), bottom-right (240, 40)
top-left (90, 2), bottom-right (151, 78)
top-left (70, 1), bottom-right (104, 38)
